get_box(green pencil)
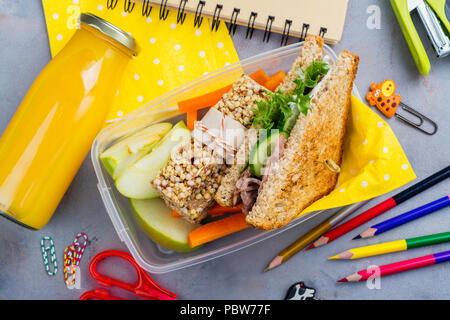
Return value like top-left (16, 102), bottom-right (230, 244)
top-left (329, 230), bottom-right (450, 260)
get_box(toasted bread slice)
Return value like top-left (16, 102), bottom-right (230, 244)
top-left (214, 35), bottom-right (324, 207)
top-left (247, 50), bottom-right (359, 230)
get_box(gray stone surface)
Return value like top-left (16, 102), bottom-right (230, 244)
top-left (0, 0), bottom-right (449, 300)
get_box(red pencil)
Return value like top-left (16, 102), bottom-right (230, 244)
top-left (306, 198), bottom-right (396, 249)
top-left (306, 165), bottom-right (450, 250)
top-left (338, 250), bottom-right (450, 282)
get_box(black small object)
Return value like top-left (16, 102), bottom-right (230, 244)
top-left (107, 0), bottom-right (118, 10)
top-left (285, 282), bottom-right (317, 300)
top-left (177, 0), bottom-right (188, 24)
top-left (263, 16), bottom-right (275, 42)
top-left (299, 23), bottom-right (310, 41)
top-left (159, 0), bottom-right (169, 20)
top-left (319, 27), bottom-right (328, 38)
top-left (281, 19), bottom-right (292, 46)
top-left (211, 4), bottom-right (223, 31)
top-left (194, 1), bottom-right (206, 27)
top-left (124, 0), bottom-right (135, 13)
top-left (228, 8), bottom-right (240, 35)
top-left (142, 0), bottom-right (152, 17)
top-left (246, 12), bottom-right (258, 39)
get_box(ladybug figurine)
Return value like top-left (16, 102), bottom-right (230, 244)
top-left (366, 79), bottom-right (402, 118)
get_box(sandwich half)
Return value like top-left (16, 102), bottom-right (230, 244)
top-left (214, 35), bottom-right (325, 207)
top-left (247, 50), bottom-right (359, 230)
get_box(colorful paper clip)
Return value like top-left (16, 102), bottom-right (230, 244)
top-left (79, 250), bottom-right (177, 300)
top-left (72, 233), bottom-right (88, 265)
top-left (366, 79), bottom-right (438, 135)
top-left (64, 233), bottom-right (88, 286)
top-left (64, 245), bottom-right (77, 285)
top-left (40, 236), bottom-right (58, 276)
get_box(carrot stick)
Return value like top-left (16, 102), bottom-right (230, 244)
top-left (186, 111), bottom-right (197, 131)
top-left (249, 69), bottom-right (269, 85)
top-left (177, 69), bottom-right (276, 117)
top-left (178, 84), bottom-right (233, 114)
top-left (177, 69), bottom-right (271, 115)
top-left (208, 203), bottom-right (244, 217)
top-left (264, 70), bottom-right (286, 91)
top-left (188, 213), bottom-right (250, 248)
top-left (172, 210), bottom-right (182, 218)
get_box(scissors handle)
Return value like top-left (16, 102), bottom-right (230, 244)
top-left (80, 288), bottom-right (122, 300)
top-left (89, 250), bottom-right (177, 300)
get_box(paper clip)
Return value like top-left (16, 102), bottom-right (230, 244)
top-left (63, 233), bottom-right (88, 286)
top-left (72, 233), bottom-right (88, 265)
top-left (64, 245), bottom-right (77, 285)
top-left (366, 79), bottom-right (438, 135)
top-left (40, 236), bottom-right (58, 276)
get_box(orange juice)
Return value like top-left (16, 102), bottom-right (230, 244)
top-left (0, 14), bottom-right (138, 229)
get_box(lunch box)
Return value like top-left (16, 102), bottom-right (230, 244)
top-left (91, 42), bottom-right (361, 273)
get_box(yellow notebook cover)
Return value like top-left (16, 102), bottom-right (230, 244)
top-left (42, 0), bottom-right (239, 123)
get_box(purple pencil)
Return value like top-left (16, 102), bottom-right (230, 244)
top-left (355, 195), bottom-right (450, 239)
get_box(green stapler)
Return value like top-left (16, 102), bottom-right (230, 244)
top-left (390, 0), bottom-right (450, 75)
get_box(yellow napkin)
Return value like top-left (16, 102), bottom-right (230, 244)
top-left (41, 0), bottom-right (239, 123)
top-left (301, 95), bottom-right (416, 215)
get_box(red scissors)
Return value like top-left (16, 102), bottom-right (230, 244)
top-left (79, 250), bottom-right (177, 300)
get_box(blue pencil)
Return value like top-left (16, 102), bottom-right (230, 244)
top-left (355, 195), bottom-right (450, 239)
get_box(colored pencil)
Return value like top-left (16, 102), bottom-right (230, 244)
top-left (329, 231), bottom-right (450, 260)
top-left (337, 250), bottom-right (450, 282)
top-left (306, 165), bottom-right (450, 250)
top-left (355, 195), bottom-right (450, 239)
top-left (264, 201), bottom-right (369, 272)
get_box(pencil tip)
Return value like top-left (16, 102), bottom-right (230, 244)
top-left (305, 244), bottom-right (314, 251)
top-left (352, 234), bottom-right (361, 240)
top-left (337, 278), bottom-right (348, 283)
top-left (264, 256), bottom-right (282, 272)
top-left (328, 255), bottom-right (339, 260)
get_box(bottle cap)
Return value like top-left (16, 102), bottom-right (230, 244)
top-left (80, 13), bottom-right (139, 56)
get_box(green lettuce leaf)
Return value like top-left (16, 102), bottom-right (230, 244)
top-left (251, 60), bottom-right (329, 132)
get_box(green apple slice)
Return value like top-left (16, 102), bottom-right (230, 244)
top-left (115, 121), bottom-right (190, 199)
top-left (100, 122), bottom-right (172, 179)
top-left (130, 198), bottom-right (201, 253)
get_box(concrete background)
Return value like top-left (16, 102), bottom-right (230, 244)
top-left (0, 0), bottom-right (449, 300)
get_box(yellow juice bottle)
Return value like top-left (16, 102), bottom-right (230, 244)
top-left (0, 13), bottom-right (138, 229)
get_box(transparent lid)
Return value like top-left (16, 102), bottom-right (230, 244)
top-left (79, 13), bottom-right (139, 56)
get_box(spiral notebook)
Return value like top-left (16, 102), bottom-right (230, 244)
top-left (130, 0), bottom-right (349, 44)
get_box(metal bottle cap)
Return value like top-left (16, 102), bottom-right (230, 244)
top-left (79, 13), bottom-right (139, 56)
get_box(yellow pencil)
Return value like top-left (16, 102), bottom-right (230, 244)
top-left (329, 231), bottom-right (450, 260)
top-left (329, 240), bottom-right (407, 260)
top-left (264, 202), bottom-right (368, 272)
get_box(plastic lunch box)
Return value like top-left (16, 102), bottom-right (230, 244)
top-left (91, 42), bottom-right (361, 273)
